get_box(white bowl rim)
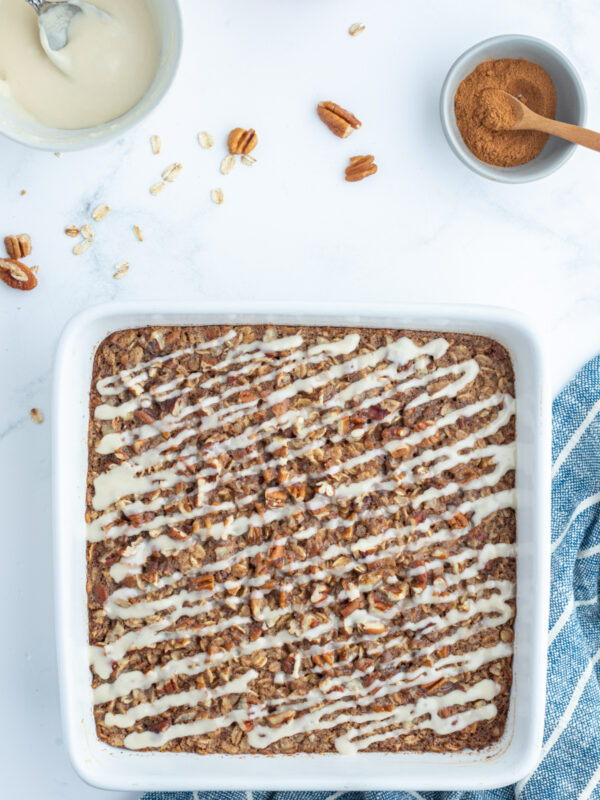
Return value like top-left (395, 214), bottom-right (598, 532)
top-left (439, 33), bottom-right (588, 184)
top-left (0, 0), bottom-right (182, 152)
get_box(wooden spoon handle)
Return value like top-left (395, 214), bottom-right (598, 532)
top-left (533, 117), bottom-right (600, 153)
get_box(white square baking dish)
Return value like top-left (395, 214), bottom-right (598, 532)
top-left (53, 301), bottom-right (550, 792)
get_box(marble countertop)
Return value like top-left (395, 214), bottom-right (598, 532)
top-left (2, 1), bottom-right (599, 797)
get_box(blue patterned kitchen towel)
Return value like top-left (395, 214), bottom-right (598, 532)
top-left (142, 355), bottom-right (600, 800)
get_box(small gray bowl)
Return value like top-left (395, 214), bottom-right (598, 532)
top-left (440, 34), bottom-right (587, 182)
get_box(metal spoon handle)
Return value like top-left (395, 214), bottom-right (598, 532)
top-left (25, 0), bottom-right (45, 12)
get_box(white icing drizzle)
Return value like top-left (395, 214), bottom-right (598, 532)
top-left (87, 327), bottom-right (517, 753)
top-left (105, 670), bottom-right (258, 729)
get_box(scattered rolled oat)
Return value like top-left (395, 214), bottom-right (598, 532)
top-left (92, 204), bottom-right (110, 221)
top-left (150, 135), bottom-right (162, 155)
top-left (150, 181), bottom-right (166, 196)
top-left (241, 155), bottom-right (256, 167)
top-left (73, 239), bottom-right (91, 255)
top-left (81, 224), bottom-right (94, 240)
top-left (198, 131), bottom-right (214, 149)
top-left (65, 226), bottom-right (80, 238)
top-left (220, 155), bottom-right (236, 175)
top-left (20, 189), bottom-right (27, 196)
top-left (162, 162), bottom-right (183, 182)
top-left (113, 261), bottom-right (130, 279)
top-left (54, 152), bottom-right (62, 158)
top-left (349, 22), bottom-right (366, 36)
top-left (30, 408), bottom-right (44, 424)
top-left (133, 225), bottom-right (143, 242)
top-left (211, 188), bottom-right (224, 205)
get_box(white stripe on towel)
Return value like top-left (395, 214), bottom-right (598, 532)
top-left (548, 598), bottom-right (575, 647)
top-left (552, 491), bottom-right (600, 553)
top-left (516, 645), bottom-right (600, 797)
top-left (578, 542), bottom-right (600, 559)
top-left (548, 597), bottom-right (597, 647)
top-left (552, 397), bottom-right (600, 478)
top-left (579, 762), bottom-right (600, 800)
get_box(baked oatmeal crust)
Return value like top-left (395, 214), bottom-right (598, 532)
top-left (86, 325), bottom-right (516, 755)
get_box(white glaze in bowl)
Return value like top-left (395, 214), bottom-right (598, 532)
top-left (0, 0), bottom-right (182, 151)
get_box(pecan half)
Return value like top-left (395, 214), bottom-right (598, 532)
top-left (345, 155), bottom-right (378, 182)
top-left (317, 101), bottom-right (362, 138)
top-left (0, 258), bottom-right (37, 291)
top-left (227, 127), bottom-right (258, 155)
top-left (5, 233), bottom-right (32, 259)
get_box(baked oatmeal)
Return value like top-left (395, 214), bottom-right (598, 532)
top-left (86, 325), bottom-right (516, 754)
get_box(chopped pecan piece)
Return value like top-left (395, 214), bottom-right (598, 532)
top-left (268, 543), bottom-right (285, 562)
top-left (267, 709), bottom-right (296, 727)
top-left (448, 512), bottom-right (469, 529)
top-left (423, 677), bottom-right (446, 693)
top-left (134, 409), bottom-right (156, 424)
top-left (362, 620), bottom-right (387, 635)
top-left (310, 584), bottom-right (329, 605)
top-left (410, 560), bottom-right (428, 595)
top-left (167, 526), bottom-right (189, 540)
top-left (149, 719), bottom-right (170, 734)
top-left (340, 598), bottom-right (361, 617)
top-left (288, 484), bottom-right (306, 502)
top-left (190, 575), bottom-right (214, 591)
top-left (92, 583), bottom-right (108, 604)
top-left (265, 487), bottom-right (288, 508)
top-left (250, 596), bottom-right (263, 619)
top-left (367, 404), bottom-right (389, 420)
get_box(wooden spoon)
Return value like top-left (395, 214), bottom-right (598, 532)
top-left (500, 90), bottom-right (600, 153)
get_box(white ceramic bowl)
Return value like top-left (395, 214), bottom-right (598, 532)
top-left (440, 34), bottom-right (587, 183)
top-left (0, 0), bottom-right (182, 152)
top-left (53, 301), bottom-right (550, 792)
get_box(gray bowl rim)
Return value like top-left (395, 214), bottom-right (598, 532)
top-left (439, 33), bottom-right (588, 184)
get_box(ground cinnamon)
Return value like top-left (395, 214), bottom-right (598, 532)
top-left (454, 58), bottom-right (556, 167)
